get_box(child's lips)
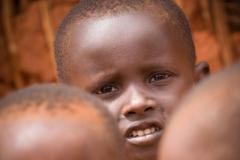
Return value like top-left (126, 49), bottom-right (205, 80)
top-left (125, 121), bottom-right (163, 146)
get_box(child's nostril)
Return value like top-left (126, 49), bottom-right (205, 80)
top-left (144, 107), bottom-right (154, 112)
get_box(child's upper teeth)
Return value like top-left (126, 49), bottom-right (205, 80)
top-left (151, 127), bottom-right (155, 133)
top-left (130, 126), bottom-right (159, 138)
top-left (144, 128), bottom-right (151, 135)
top-left (137, 130), bottom-right (144, 136)
top-left (133, 131), bottom-right (138, 137)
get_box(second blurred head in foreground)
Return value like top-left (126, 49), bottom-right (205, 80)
top-left (159, 62), bottom-right (240, 160)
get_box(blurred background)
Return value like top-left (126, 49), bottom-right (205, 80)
top-left (0, 0), bottom-right (240, 98)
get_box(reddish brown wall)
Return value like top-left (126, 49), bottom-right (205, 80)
top-left (0, 0), bottom-right (239, 97)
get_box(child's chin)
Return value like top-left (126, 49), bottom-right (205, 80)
top-left (125, 140), bottom-right (159, 160)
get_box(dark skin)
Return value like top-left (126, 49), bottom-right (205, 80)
top-left (61, 11), bottom-right (208, 160)
top-left (158, 64), bottom-right (240, 160)
top-left (0, 108), bottom-right (119, 160)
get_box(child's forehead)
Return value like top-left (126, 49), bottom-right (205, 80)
top-left (73, 13), bottom-right (171, 47)
top-left (72, 12), bottom-right (172, 40)
top-left (64, 12), bottom-right (193, 77)
top-left (69, 12), bottom-right (188, 60)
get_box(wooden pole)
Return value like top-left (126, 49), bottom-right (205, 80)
top-left (1, 0), bottom-right (24, 88)
top-left (211, 0), bottom-right (236, 66)
top-left (39, 0), bottom-right (57, 81)
top-left (20, 0), bottom-right (29, 11)
top-left (200, 0), bottom-right (214, 32)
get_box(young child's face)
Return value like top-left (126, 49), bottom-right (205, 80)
top-left (0, 110), bottom-right (118, 160)
top-left (63, 12), bottom-right (198, 160)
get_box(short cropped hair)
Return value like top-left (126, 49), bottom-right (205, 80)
top-left (55, 0), bottom-right (196, 80)
top-left (0, 84), bottom-right (105, 111)
top-left (0, 84), bottom-right (113, 127)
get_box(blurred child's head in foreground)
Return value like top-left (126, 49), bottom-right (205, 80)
top-left (0, 84), bottom-right (125, 160)
top-left (159, 62), bottom-right (240, 160)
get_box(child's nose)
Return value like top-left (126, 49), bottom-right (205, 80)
top-left (121, 86), bottom-right (157, 118)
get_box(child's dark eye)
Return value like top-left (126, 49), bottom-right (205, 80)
top-left (148, 72), bottom-right (174, 84)
top-left (95, 84), bottom-right (119, 95)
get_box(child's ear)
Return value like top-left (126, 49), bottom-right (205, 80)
top-left (194, 61), bottom-right (210, 82)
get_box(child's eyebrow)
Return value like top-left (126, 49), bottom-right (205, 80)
top-left (139, 61), bottom-right (179, 73)
top-left (86, 70), bottom-right (119, 90)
